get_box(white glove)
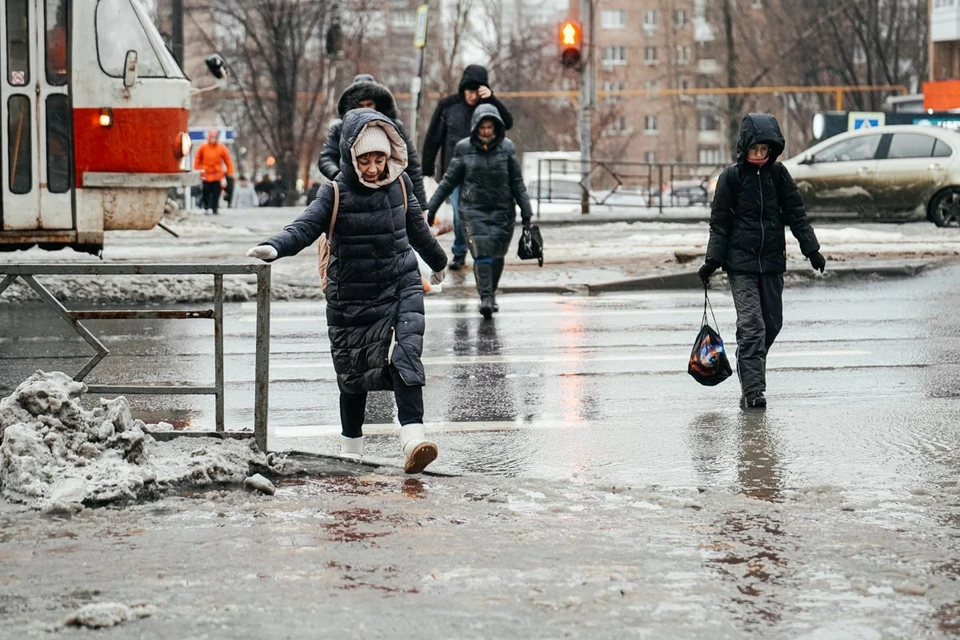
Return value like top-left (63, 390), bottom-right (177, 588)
top-left (429, 268), bottom-right (446, 285)
top-left (246, 245), bottom-right (278, 261)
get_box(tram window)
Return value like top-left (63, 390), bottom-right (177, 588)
top-left (6, 0), bottom-right (31, 86)
top-left (95, 0), bottom-right (168, 78)
top-left (45, 0), bottom-right (69, 86)
top-left (46, 95), bottom-right (72, 193)
top-left (8, 96), bottom-right (33, 195)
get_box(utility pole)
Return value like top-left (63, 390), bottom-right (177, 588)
top-left (410, 5), bottom-right (430, 145)
top-left (579, 0), bottom-right (595, 214)
top-left (171, 0), bottom-right (184, 69)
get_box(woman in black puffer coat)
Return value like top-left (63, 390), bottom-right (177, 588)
top-left (426, 104), bottom-right (533, 318)
top-left (318, 74), bottom-right (428, 207)
top-left (698, 113), bottom-right (825, 410)
top-left (247, 109), bottom-right (448, 474)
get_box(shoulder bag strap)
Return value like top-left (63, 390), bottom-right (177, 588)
top-left (399, 175), bottom-right (408, 214)
top-left (328, 181), bottom-right (340, 237)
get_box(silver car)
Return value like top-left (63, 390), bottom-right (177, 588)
top-left (784, 125), bottom-right (960, 226)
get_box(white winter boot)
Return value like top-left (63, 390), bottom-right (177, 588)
top-left (398, 423), bottom-right (437, 474)
top-left (339, 435), bottom-right (364, 460)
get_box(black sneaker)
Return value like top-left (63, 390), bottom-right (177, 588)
top-left (449, 254), bottom-right (466, 270)
top-left (740, 393), bottom-right (767, 410)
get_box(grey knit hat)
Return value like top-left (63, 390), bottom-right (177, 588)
top-left (352, 124), bottom-right (391, 158)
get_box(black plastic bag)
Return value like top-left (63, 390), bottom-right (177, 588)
top-left (518, 224), bottom-right (544, 267)
top-left (688, 288), bottom-right (733, 386)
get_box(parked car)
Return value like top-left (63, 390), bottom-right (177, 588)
top-left (527, 175), bottom-right (648, 214)
top-left (783, 125), bottom-right (960, 226)
top-left (649, 179), bottom-right (710, 207)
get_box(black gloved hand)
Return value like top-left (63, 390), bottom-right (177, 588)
top-left (698, 259), bottom-right (721, 285)
top-left (427, 210), bottom-right (437, 226)
top-left (808, 251), bottom-right (826, 274)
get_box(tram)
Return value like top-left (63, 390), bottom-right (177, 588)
top-left (1, 0), bottom-right (199, 255)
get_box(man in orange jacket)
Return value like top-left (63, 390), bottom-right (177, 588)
top-left (193, 129), bottom-right (234, 214)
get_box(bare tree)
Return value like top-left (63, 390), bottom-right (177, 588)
top-left (191, 0), bottom-right (336, 203)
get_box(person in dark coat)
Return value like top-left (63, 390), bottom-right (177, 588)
top-left (247, 109), bottom-right (448, 474)
top-left (421, 65), bottom-right (514, 271)
top-left (426, 104), bottom-right (532, 319)
top-left (698, 113), bottom-right (826, 410)
top-left (318, 74), bottom-right (428, 208)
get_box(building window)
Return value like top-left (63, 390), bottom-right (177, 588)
top-left (643, 10), bottom-right (657, 30)
top-left (392, 10), bottom-right (415, 28)
top-left (601, 9), bottom-right (627, 29)
top-left (603, 46), bottom-right (627, 65)
top-left (644, 46), bottom-right (658, 64)
top-left (645, 151), bottom-right (657, 163)
top-left (603, 116), bottom-right (628, 136)
top-left (678, 78), bottom-right (691, 92)
top-left (603, 81), bottom-right (625, 104)
top-left (752, 0), bottom-right (763, 7)
top-left (644, 115), bottom-right (658, 132)
top-left (645, 80), bottom-right (660, 92)
top-left (699, 114), bottom-right (719, 131)
top-left (699, 147), bottom-right (721, 164)
top-left (675, 10), bottom-right (687, 28)
top-left (677, 45), bottom-right (691, 65)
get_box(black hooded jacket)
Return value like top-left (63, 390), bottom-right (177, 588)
top-left (264, 110), bottom-right (447, 394)
top-left (426, 104), bottom-right (533, 259)
top-left (318, 75), bottom-right (428, 207)
top-left (706, 113), bottom-right (820, 274)
top-left (421, 65), bottom-right (514, 179)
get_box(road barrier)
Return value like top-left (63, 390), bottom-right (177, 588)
top-left (0, 264), bottom-right (271, 452)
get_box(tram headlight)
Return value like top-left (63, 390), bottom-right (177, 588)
top-left (176, 132), bottom-right (192, 159)
top-left (98, 108), bottom-right (113, 127)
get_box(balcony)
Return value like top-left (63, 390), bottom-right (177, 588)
top-left (697, 58), bottom-right (720, 74)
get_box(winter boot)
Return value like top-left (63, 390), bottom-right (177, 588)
top-left (740, 393), bottom-right (767, 410)
top-left (449, 254), bottom-right (466, 271)
top-left (474, 261), bottom-right (495, 319)
top-left (398, 423), bottom-right (437, 474)
top-left (339, 435), bottom-right (364, 460)
top-left (491, 259), bottom-right (504, 312)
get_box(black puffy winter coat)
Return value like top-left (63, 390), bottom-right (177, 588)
top-left (426, 104), bottom-right (533, 259)
top-left (318, 75), bottom-right (428, 207)
top-left (421, 65), bottom-right (514, 179)
top-left (263, 110), bottom-right (447, 394)
top-left (706, 113), bottom-right (820, 274)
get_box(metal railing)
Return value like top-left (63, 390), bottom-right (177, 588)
top-left (533, 158), bottom-right (729, 215)
top-left (0, 264), bottom-right (271, 452)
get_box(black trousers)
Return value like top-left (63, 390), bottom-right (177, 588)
top-left (727, 272), bottom-right (784, 398)
top-left (339, 366), bottom-right (424, 438)
top-left (201, 180), bottom-right (222, 213)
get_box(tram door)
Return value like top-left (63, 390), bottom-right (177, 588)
top-left (1, 0), bottom-right (73, 231)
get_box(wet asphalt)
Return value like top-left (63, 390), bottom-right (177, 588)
top-left (4, 266), bottom-right (960, 638)
top-left (2, 264), bottom-right (960, 500)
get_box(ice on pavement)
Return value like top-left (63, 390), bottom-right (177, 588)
top-left (0, 371), bottom-right (276, 511)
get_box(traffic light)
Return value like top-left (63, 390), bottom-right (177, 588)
top-left (559, 21), bottom-right (582, 69)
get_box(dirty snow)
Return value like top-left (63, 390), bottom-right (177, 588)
top-left (63, 602), bottom-right (153, 629)
top-left (0, 371), bottom-right (281, 511)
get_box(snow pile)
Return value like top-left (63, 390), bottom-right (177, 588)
top-left (0, 371), bottom-right (274, 511)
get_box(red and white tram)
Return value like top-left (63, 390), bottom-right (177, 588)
top-left (1, 0), bottom-right (197, 254)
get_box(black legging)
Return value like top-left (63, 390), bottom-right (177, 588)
top-left (339, 366), bottom-right (424, 438)
top-left (201, 180), bottom-right (222, 213)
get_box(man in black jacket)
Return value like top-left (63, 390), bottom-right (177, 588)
top-left (698, 113), bottom-right (826, 410)
top-left (318, 74), bottom-right (428, 207)
top-left (421, 65), bottom-right (513, 270)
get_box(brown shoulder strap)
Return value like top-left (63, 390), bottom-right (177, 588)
top-left (399, 175), bottom-right (407, 214)
top-left (328, 181), bottom-right (340, 236)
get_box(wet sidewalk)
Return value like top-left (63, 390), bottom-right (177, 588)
top-left (2, 454), bottom-right (959, 638)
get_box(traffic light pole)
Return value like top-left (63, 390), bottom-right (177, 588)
top-left (579, 0), bottom-right (595, 214)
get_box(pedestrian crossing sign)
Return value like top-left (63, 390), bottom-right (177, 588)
top-left (847, 111), bottom-right (885, 131)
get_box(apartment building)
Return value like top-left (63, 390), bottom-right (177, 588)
top-left (575, 0), bottom-right (724, 166)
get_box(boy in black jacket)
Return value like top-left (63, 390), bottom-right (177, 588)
top-left (698, 113), bottom-right (826, 410)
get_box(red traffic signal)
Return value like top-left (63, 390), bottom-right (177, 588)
top-left (559, 21), bottom-right (582, 69)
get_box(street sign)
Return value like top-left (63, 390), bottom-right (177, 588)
top-left (189, 127), bottom-right (235, 144)
top-left (414, 5), bottom-right (429, 48)
top-left (847, 111), bottom-right (885, 130)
